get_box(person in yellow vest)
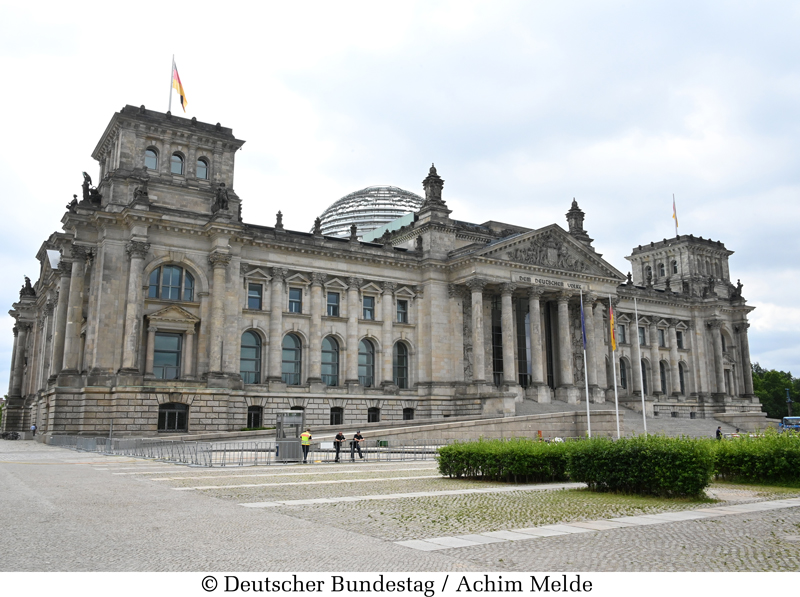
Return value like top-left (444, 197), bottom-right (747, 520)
top-left (300, 428), bottom-right (312, 464)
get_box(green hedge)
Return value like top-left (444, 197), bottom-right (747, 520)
top-left (714, 430), bottom-right (800, 484)
top-left (568, 435), bottom-right (714, 497)
top-left (438, 438), bottom-right (571, 483)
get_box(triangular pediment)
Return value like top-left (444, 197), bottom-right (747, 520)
top-left (476, 225), bottom-right (624, 279)
top-left (241, 265), bottom-right (272, 280)
top-left (394, 285), bottom-right (416, 298)
top-left (324, 277), bottom-right (348, 290)
top-left (147, 305), bottom-right (200, 324)
top-left (360, 282), bottom-right (382, 294)
top-left (286, 273), bottom-right (310, 286)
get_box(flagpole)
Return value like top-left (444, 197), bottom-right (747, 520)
top-left (168, 55), bottom-right (174, 113)
top-left (609, 295), bottom-right (620, 439)
top-left (580, 289), bottom-right (591, 438)
top-left (673, 194), bottom-right (678, 238)
top-left (634, 297), bottom-right (647, 436)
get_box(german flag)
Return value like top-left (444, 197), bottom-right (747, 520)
top-left (609, 300), bottom-right (617, 352)
top-left (172, 60), bottom-right (188, 112)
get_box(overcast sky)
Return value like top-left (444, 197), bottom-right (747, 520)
top-left (1, 0), bottom-right (798, 393)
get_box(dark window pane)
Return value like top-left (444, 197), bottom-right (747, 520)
top-left (363, 296), bottom-right (374, 320)
top-left (248, 284), bottom-right (262, 310)
top-left (145, 149), bottom-right (158, 170)
top-left (397, 300), bottom-right (408, 323)
top-left (289, 288), bottom-right (302, 313)
top-left (196, 159), bottom-right (208, 180)
top-left (171, 153), bottom-right (184, 175)
top-left (148, 268), bottom-right (160, 298)
top-left (327, 292), bottom-right (339, 317)
top-left (183, 273), bottom-right (194, 301)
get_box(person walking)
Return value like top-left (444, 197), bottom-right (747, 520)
top-left (716, 426), bottom-right (723, 440)
top-left (350, 430), bottom-right (364, 461)
top-left (30, 424), bottom-right (37, 437)
top-left (300, 428), bottom-right (312, 463)
top-left (334, 430), bottom-right (346, 462)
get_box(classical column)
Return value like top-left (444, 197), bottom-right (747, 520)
top-left (120, 241), bottom-right (150, 371)
top-left (207, 251), bottom-right (232, 374)
top-left (345, 277), bottom-right (362, 384)
top-left (466, 278), bottom-right (487, 383)
top-left (556, 292), bottom-right (574, 387)
top-left (594, 299), bottom-right (608, 389)
top-left (527, 287), bottom-right (545, 385)
top-left (381, 282), bottom-right (395, 386)
top-left (10, 323), bottom-right (30, 397)
top-left (668, 320), bottom-right (682, 396)
top-left (7, 326), bottom-right (19, 396)
top-left (708, 319), bottom-right (726, 395)
top-left (183, 329), bottom-right (195, 378)
top-left (500, 283), bottom-right (517, 386)
top-left (738, 322), bottom-right (754, 395)
top-left (50, 260), bottom-right (71, 376)
top-left (583, 293), bottom-right (598, 388)
top-left (62, 246), bottom-right (90, 372)
top-left (308, 272), bottom-right (324, 382)
top-left (144, 326), bottom-right (156, 375)
top-left (268, 268), bottom-right (288, 381)
top-left (632, 317), bottom-right (644, 396)
top-left (649, 322), bottom-right (662, 395)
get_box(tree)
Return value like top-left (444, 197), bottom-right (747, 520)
top-left (751, 363), bottom-right (800, 419)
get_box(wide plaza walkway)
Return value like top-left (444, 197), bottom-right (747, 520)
top-left (1, 439), bottom-right (798, 572)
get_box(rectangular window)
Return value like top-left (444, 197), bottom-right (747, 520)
top-left (327, 292), bottom-right (340, 317)
top-left (153, 332), bottom-right (182, 380)
top-left (658, 329), bottom-right (666, 347)
top-left (247, 283), bottom-right (262, 310)
top-left (363, 296), bottom-right (375, 320)
top-left (638, 326), bottom-right (647, 346)
top-left (288, 288), bottom-right (302, 313)
top-left (396, 299), bottom-right (408, 323)
top-left (618, 324), bottom-right (627, 344)
top-left (676, 330), bottom-right (684, 349)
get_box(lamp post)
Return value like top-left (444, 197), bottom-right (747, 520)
top-left (787, 388), bottom-right (793, 417)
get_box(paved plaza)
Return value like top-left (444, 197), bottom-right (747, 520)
top-left (1, 440), bottom-right (799, 572)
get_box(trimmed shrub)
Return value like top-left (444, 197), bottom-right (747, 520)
top-left (568, 435), bottom-right (714, 497)
top-left (714, 430), bottom-right (800, 484)
top-left (438, 438), bottom-right (571, 483)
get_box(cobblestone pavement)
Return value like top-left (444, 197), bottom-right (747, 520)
top-left (1, 440), bottom-right (799, 572)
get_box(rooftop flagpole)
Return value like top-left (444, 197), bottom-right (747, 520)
top-left (168, 55), bottom-right (174, 113)
top-left (673, 194), bottom-right (678, 238)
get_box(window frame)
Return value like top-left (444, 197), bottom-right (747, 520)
top-left (240, 331), bottom-right (262, 385)
top-left (396, 299), bottom-right (408, 323)
top-left (362, 296), bottom-right (375, 320)
top-left (281, 333), bottom-right (302, 385)
top-left (326, 292), bottom-right (340, 317)
top-left (638, 326), bottom-right (647, 346)
top-left (158, 402), bottom-right (189, 432)
top-left (170, 152), bottom-right (185, 175)
top-left (247, 405), bottom-right (263, 429)
top-left (676, 330), bottom-right (684, 349)
top-left (393, 342), bottom-right (409, 389)
top-left (153, 332), bottom-right (182, 380)
top-left (321, 336), bottom-right (339, 387)
top-left (144, 148), bottom-right (158, 170)
top-left (196, 157), bottom-right (209, 180)
top-left (288, 288), bottom-right (303, 313)
top-left (358, 338), bottom-right (375, 387)
top-left (148, 265), bottom-right (195, 302)
top-left (330, 407), bottom-right (344, 426)
top-left (658, 329), bottom-right (666, 347)
top-left (402, 408), bottom-right (414, 421)
top-left (367, 407), bottom-right (380, 423)
top-left (247, 283), bottom-right (263, 310)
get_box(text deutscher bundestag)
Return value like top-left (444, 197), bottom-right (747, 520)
top-left (202, 574), bottom-right (593, 594)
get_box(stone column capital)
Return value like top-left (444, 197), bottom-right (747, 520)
top-left (271, 267), bottom-right (289, 282)
top-left (57, 259), bottom-right (72, 276)
top-left (667, 318), bottom-right (681, 328)
top-left (310, 272), bottom-right (326, 287)
top-left (583, 292), bottom-right (596, 304)
top-left (147, 326), bottom-right (158, 333)
top-left (500, 282), bottom-right (517, 296)
top-left (707, 319), bottom-right (723, 330)
top-left (208, 251), bottom-right (232, 269)
top-left (70, 245), bottom-right (93, 263)
top-left (556, 290), bottom-right (573, 303)
top-left (735, 322), bottom-right (750, 333)
top-left (185, 328), bottom-right (196, 335)
top-left (527, 286), bottom-right (545, 299)
top-left (126, 240), bottom-right (150, 260)
top-left (465, 277), bottom-right (487, 292)
top-left (381, 281), bottom-right (396, 295)
top-left (347, 277), bottom-right (362, 290)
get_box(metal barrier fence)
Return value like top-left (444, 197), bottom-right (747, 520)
top-left (46, 436), bottom-right (450, 467)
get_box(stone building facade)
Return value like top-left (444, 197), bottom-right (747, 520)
top-left (3, 106), bottom-right (760, 436)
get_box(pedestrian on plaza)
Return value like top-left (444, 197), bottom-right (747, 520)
top-left (350, 430), bottom-right (364, 461)
top-left (301, 428), bottom-right (312, 463)
top-left (334, 430), bottom-right (346, 462)
top-left (30, 424), bottom-right (36, 437)
top-left (716, 426), bottom-right (722, 440)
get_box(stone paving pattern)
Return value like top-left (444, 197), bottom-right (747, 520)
top-left (1, 440), bottom-right (799, 571)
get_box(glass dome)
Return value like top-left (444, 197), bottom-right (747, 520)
top-left (316, 186), bottom-right (423, 238)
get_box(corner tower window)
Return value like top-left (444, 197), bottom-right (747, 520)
top-left (148, 266), bottom-right (194, 301)
top-left (145, 149), bottom-right (158, 170)
top-left (196, 158), bottom-right (209, 180)
top-left (171, 153), bottom-right (184, 175)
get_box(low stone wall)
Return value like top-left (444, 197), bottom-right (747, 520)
top-left (713, 411), bottom-right (775, 432)
top-left (355, 410), bottom-right (621, 442)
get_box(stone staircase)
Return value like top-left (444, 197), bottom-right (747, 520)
top-left (515, 398), bottom-right (739, 438)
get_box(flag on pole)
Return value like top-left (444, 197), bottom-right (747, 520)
top-left (172, 59), bottom-right (188, 112)
top-left (672, 195), bottom-right (678, 228)
top-left (609, 301), bottom-right (617, 352)
top-left (580, 294), bottom-right (587, 350)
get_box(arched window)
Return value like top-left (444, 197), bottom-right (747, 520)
top-left (672, 260), bottom-right (678, 275)
top-left (658, 263), bottom-right (666, 277)
top-left (144, 148), bottom-right (158, 170)
top-left (321, 336), bottom-right (339, 386)
top-left (645, 265), bottom-right (652, 280)
top-left (196, 158), bottom-right (209, 180)
top-left (367, 407), bottom-right (380, 423)
top-left (402, 408), bottom-right (414, 420)
top-left (620, 360), bottom-right (627, 390)
top-left (679, 362), bottom-right (686, 395)
top-left (330, 407), bottom-right (343, 426)
top-left (660, 361), bottom-right (668, 394)
top-left (282, 333), bottom-right (302, 385)
top-left (393, 342), bottom-right (409, 389)
top-left (158, 402), bottom-right (188, 431)
top-left (240, 331), bottom-right (261, 384)
top-left (171, 153), bottom-right (184, 175)
top-left (358, 339), bottom-right (375, 387)
top-left (641, 360), bottom-right (649, 395)
top-left (247, 405), bottom-right (263, 429)
top-left (148, 265), bottom-right (194, 301)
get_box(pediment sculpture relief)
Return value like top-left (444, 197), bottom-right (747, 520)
top-left (502, 230), bottom-right (602, 275)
